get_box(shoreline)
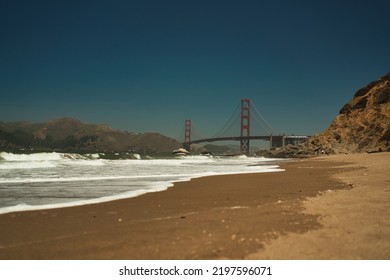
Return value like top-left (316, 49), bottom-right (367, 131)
top-left (0, 158), bottom-right (284, 216)
top-left (0, 153), bottom-right (389, 259)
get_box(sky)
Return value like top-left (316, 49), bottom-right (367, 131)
top-left (1, 0), bottom-right (389, 140)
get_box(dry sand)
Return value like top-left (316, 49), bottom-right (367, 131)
top-left (0, 152), bottom-right (389, 259)
top-left (248, 152), bottom-right (390, 259)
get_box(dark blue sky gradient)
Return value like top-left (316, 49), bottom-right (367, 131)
top-left (1, 0), bottom-right (389, 139)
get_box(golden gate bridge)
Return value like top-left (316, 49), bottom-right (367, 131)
top-left (179, 99), bottom-right (308, 155)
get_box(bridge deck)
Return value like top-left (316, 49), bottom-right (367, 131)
top-left (186, 135), bottom-right (308, 145)
top-left (189, 136), bottom-right (271, 144)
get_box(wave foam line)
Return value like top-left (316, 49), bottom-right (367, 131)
top-left (0, 165), bottom-right (284, 215)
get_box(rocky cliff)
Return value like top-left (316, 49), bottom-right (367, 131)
top-left (258, 72), bottom-right (390, 158)
top-left (0, 118), bottom-right (181, 154)
top-left (306, 72), bottom-right (390, 154)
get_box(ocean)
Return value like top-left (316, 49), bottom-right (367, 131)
top-left (0, 152), bottom-right (284, 215)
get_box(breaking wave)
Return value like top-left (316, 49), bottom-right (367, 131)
top-left (0, 152), bottom-right (105, 169)
top-left (0, 151), bottom-right (285, 214)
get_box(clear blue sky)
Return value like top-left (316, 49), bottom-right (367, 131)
top-left (1, 0), bottom-right (389, 139)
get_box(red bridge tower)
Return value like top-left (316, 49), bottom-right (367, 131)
top-left (240, 98), bottom-right (250, 155)
top-left (183, 119), bottom-right (191, 151)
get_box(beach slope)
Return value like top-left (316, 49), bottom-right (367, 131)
top-left (248, 152), bottom-right (390, 259)
top-left (0, 153), bottom-right (389, 259)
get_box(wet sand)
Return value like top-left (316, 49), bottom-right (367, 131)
top-left (0, 153), bottom-right (389, 259)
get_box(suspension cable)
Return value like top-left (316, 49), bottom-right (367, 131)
top-left (217, 113), bottom-right (240, 138)
top-left (180, 100), bottom-right (276, 142)
top-left (252, 113), bottom-right (273, 135)
top-left (191, 123), bottom-right (207, 140)
top-left (211, 101), bottom-right (241, 138)
top-left (178, 122), bottom-right (185, 142)
top-left (250, 102), bottom-right (276, 135)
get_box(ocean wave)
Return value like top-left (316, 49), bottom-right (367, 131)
top-left (0, 152), bottom-right (106, 169)
top-left (0, 174), bottom-right (187, 184)
top-left (0, 151), bottom-right (105, 161)
top-left (0, 161), bottom-right (58, 170)
top-left (0, 185), bottom-right (169, 215)
top-left (0, 151), bottom-right (63, 161)
top-left (0, 154), bottom-right (285, 214)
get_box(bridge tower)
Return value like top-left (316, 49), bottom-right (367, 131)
top-left (240, 98), bottom-right (250, 155)
top-left (183, 119), bottom-right (191, 151)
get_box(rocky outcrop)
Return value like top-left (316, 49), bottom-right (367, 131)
top-left (257, 72), bottom-right (390, 158)
top-left (256, 144), bottom-right (314, 158)
top-left (306, 72), bottom-right (390, 154)
top-left (0, 118), bottom-right (181, 154)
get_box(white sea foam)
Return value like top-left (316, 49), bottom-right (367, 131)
top-left (0, 151), bottom-right (106, 170)
top-left (0, 160), bottom-right (58, 170)
top-left (0, 152), bottom-right (285, 215)
top-left (0, 151), bottom-right (63, 161)
top-left (0, 174), bottom-right (187, 184)
top-left (0, 186), bottom-right (169, 215)
top-left (0, 151), bottom-right (104, 162)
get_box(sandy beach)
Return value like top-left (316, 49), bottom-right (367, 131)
top-left (0, 152), bottom-right (389, 260)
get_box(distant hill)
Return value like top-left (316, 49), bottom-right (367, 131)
top-left (0, 118), bottom-right (182, 154)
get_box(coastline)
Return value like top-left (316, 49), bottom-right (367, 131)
top-left (0, 153), bottom-right (389, 259)
top-left (0, 154), bottom-right (282, 215)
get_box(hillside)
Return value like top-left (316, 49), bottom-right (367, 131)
top-left (0, 118), bottom-right (181, 154)
top-left (306, 72), bottom-right (390, 154)
top-left (259, 72), bottom-right (390, 157)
